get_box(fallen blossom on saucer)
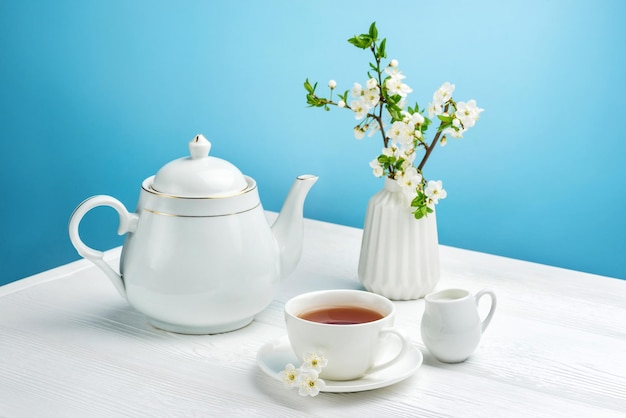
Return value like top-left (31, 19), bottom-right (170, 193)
top-left (279, 363), bottom-right (300, 389)
top-left (298, 370), bottom-right (325, 397)
top-left (301, 352), bottom-right (328, 373)
top-left (280, 353), bottom-right (327, 397)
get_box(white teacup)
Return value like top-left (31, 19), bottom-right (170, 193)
top-left (284, 289), bottom-right (410, 381)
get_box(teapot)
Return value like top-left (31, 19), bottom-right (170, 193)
top-left (69, 134), bottom-right (317, 334)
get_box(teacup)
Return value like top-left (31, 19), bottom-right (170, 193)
top-left (284, 289), bottom-right (410, 381)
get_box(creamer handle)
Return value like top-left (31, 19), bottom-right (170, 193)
top-left (475, 289), bottom-right (497, 333)
top-left (68, 195), bottom-right (138, 299)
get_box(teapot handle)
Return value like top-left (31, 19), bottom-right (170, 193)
top-left (68, 195), bottom-right (138, 299)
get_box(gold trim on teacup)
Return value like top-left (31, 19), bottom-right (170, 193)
top-left (142, 203), bottom-right (261, 218)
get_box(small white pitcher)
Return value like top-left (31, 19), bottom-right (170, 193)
top-left (420, 288), bottom-right (497, 363)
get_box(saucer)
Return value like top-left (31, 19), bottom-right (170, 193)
top-left (257, 335), bottom-right (423, 393)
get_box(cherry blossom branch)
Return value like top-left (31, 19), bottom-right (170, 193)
top-left (418, 104), bottom-right (449, 172)
top-left (417, 128), bottom-right (443, 172)
top-left (305, 22), bottom-right (483, 219)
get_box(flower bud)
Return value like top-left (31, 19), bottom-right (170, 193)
top-left (338, 100), bottom-right (346, 108)
top-left (328, 80), bottom-right (337, 89)
top-left (389, 59), bottom-right (399, 67)
top-left (353, 126), bottom-right (365, 139)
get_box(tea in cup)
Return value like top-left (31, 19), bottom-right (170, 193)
top-left (285, 289), bottom-right (410, 381)
top-left (420, 288), bottom-right (497, 363)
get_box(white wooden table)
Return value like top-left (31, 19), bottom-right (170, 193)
top-left (1, 216), bottom-right (625, 417)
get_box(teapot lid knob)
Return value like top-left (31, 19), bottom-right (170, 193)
top-left (151, 134), bottom-right (248, 197)
top-left (189, 134), bottom-right (211, 159)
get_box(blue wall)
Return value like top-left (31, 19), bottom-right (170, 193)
top-left (1, 0), bottom-right (625, 285)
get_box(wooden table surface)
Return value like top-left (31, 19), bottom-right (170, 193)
top-left (1, 216), bottom-right (625, 417)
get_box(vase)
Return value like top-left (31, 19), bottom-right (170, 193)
top-left (358, 178), bottom-right (440, 300)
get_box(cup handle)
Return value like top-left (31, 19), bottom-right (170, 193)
top-left (474, 289), bottom-right (497, 332)
top-left (367, 328), bottom-right (410, 375)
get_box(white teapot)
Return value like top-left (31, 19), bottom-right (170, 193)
top-left (69, 134), bottom-right (317, 334)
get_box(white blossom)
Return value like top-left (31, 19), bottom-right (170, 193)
top-left (382, 146), bottom-right (395, 157)
top-left (301, 353), bottom-right (328, 373)
top-left (350, 98), bottom-right (368, 120)
top-left (328, 80), bottom-right (337, 89)
top-left (337, 100), bottom-right (346, 108)
top-left (369, 158), bottom-right (384, 177)
top-left (455, 99), bottom-right (483, 128)
top-left (402, 147), bottom-right (417, 165)
top-left (396, 166), bottom-right (423, 201)
top-left (279, 363), bottom-right (300, 389)
top-left (280, 352), bottom-right (328, 398)
top-left (403, 110), bottom-right (424, 126)
top-left (387, 121), bottom-right (414, 147)
top-left (364, 86), bottom-right (381, 108)
top-left (298, 370), bottom-right (325, 397)
top-left (385, 77), bottom-right (413, 98)
top-left (444, 126), bottom-right (465, 139)
top-left (366, 78), bottom-right (378, 90)
top-left (428, 102), bottom-right (442, 118)
top-left (425, 180), bottom-right (447, 207)
top-left (351, 82), bottom-right (364, 98)
top-left (384, 65), bottom-right (405, 80)
top-left (433, 82), bottom-right (455, 106)
top-left (389, 58), bottom-right (399, 67)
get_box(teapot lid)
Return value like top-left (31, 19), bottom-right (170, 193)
top-left (151, 134), bottom-right (248, 197)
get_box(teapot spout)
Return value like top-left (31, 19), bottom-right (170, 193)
top-left (272, 174), bottom-right (318, 280)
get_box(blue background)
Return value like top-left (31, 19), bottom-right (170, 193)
top-left (1, 0), bottom-right (625, 286)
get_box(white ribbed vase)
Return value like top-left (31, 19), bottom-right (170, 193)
top-left (358, 178), bottom-right (440, 300)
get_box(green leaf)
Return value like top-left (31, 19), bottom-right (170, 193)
top-left (368, 22), bottom-right (378, 41)
top-left (306, 94), bottom-right (327, 108)
top-left (377, 38), bottom-right (386, 59)
top-left (388, 108), bottom-right (403, 122)
top-left (437, 114), bottom-right (453, 123)
top-left (411, 200), bottom-right (432, 219)
top-left (437, 122), bottom-right (452, 132)
top-left (306, 93), bottom-right (315, 103)
top-left (348, 34), bottom-right (372, 49)
top-left (408, 102), bottom-right (420, 114)
top-left (390, 94), bottom-right (402, 104)
top-left (304, 78), bottom-right (315, 94)
top-left (347, 36), bottom-right (362, 48)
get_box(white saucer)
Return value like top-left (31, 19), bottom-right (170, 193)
top-left (257, 335), bottom-right (423, 393)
